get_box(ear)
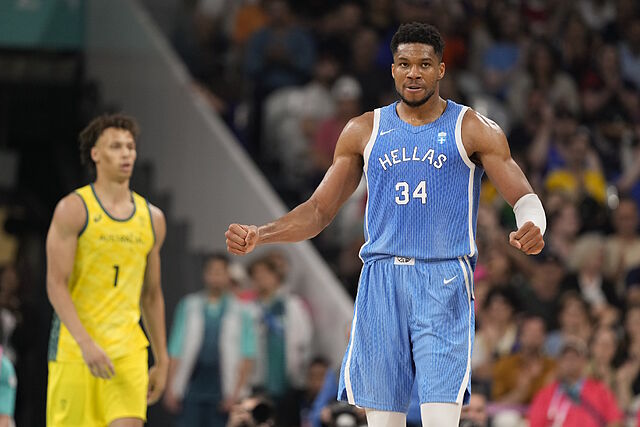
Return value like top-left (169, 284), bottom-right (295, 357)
top-left (438, 61), bottom-right (446, 81)
top-left (91, 145), bottom-right (99, 165)
top-left (391, 63), bottom-right (396, 80)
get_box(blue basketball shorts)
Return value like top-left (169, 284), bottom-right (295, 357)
top-left (338, 256), bottom-right (475, 412)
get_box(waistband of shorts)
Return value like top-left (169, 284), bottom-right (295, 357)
top-left (367, 255), bottom-right (473, 266)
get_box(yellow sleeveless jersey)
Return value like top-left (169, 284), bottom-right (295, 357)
top-left (48, 184), bottom-right (154, 362)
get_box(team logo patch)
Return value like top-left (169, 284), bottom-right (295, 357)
top-left (93, 213), bottom-right (102, 223)
top-left (394, 256), bottom-right (415, 265)
top-left (437, 132), bottom-right (447, 145)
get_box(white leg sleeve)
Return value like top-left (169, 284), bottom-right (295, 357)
top-left (365, 409), bottom-right (407, 427)
top-left (420, 402), bottom-right (462, 427)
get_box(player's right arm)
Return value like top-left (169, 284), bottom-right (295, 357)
top-left (46, 193), bottom-right (115, 379)
top-left (226, 112), bottom-right (372, 255)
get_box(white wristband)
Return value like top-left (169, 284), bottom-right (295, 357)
top-left (513, 193), bottom-right (546, 235)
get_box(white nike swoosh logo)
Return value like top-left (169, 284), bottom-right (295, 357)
top-left (380, 128), bottom-right (396, 136)
top-left (443, 275), bottom-right (457, 285)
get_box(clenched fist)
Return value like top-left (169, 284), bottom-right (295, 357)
top-left (225, 224), bottom-right (259, 255)
top-left (509, 221), bottom-right (544, 255)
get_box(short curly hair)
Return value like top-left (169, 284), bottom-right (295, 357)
top-left (78, 113), bottom-right (140, 175)
top-left (390, 22), bottom-right (445, 59)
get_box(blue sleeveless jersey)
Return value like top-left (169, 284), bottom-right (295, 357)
top-left (359, 100), bottom-right (484, 263)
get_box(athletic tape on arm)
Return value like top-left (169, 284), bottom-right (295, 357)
top-left (513, 193), bottom-right (546, 235)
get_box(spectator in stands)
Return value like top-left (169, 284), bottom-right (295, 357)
top-left (624, 267), bottom-right (640, 309)
top-left (481, 5), bottom-right (525, 99)
top-left (472, 287), bottom-right (519, 387)
top-left (459, 393), bottom-right (489, 427)
top-left (0, 322), bottom-right (16, 427)
top-left (226, 391), bottom-right (276, 427)
top-left (245, 0), bottom-right (314, 95)
top-left (231, 0), bottom-right (268, 48)
top-left (310, 76), bottom-right (362, 185)
top-left (591, 110), bottom-right (637, 192)
top-left (565, 233), bottom-right (621, 323)
top-left (581, 44), bottom-right (638, 124)
top-left (508, 90), bottom-right (549, 169)
top-left (618, 16), bottom-right (640, 91)
top-left (261, 53), bottom-right (339, 197)
top-left (482, 247), bottom-right (516, 290)
top-left (348, 28), bottom-right (390, 112)
top-left (518, 252), bottom-right (565, 330)
top-left (544, 202), bottom-right (582, 266)
top-left (577, 0), bottom-right (616, 32)
top-left (615, 305), bottom-right (640, 413)
top-left (0, 265), bottom-right (20, 364)
top-left (615, 124), bottom-right (640, 199)
top-left (560, 13), bottom-right (591, 83)
top-left (529, 336), bottom-right (623, 427)
top-left (508, 40), bottom-right (580, 124)
top-left (544, 129), bottom-right (607, 206)
top-left (164, 253), bottom-right (256, 427)
top-left (278, 356), bottom-right (330, 427)
top-left (470, 266), bottom-right (491, 323)
top-left (244, 0), bottom-right (315, 155)
top-left (0, 351), bottom-right (15, 427)
top-left (604, 198), bottom-right (640, 292)
top-left (315, 2), bottom-right (364, 66)
top-left (588, 326), bottom-right (620, 391)
top-left (528, 106), bottom-right (580, 180)
top-left (172, 0), bottom-right (236, 82)
top-left (622, 305), bottom-right (640, 352)
top-left (546, 291), bottom-right (593, 357)
top-left (249, 256), bottom-right (312, 406)
top-left (492, 315), bottom-right (555, 405)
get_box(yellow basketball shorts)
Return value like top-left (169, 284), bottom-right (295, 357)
top-left (46, 349), bottom-right (148, 427)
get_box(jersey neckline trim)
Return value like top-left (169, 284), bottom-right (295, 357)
top-left (90, 183), bottom-right (137, 222)
top-left (391, 99), bottom-right (453, 133)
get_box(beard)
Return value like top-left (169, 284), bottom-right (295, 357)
top-left (396, 87), bottom-right (435, 107)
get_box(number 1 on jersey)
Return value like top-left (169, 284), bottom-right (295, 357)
top-left (113, 265), bottom-right (120, 287)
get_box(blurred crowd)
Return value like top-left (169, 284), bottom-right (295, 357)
top-left (168, 0), bottom-right (640, 425)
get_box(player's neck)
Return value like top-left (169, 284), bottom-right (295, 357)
top-left (396, 95), bottom-right (447, 126)
top-left (92, 178), bottom-right (131, 205)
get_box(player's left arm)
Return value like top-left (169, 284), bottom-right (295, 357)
top-left (141, 204), bottom-right (169, 404)
top-left (463, 109), bottom-right (546, 255)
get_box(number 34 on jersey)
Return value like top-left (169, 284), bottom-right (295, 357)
top-left (395, 181), bottom-right (427, 205)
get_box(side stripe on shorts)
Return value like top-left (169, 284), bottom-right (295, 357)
top-left (456, 256), bottom-right (473, 404)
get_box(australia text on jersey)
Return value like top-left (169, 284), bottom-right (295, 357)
top-left (99, 233), bottom-right (146, 245)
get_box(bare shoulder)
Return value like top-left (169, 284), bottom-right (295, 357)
top-left (461, 108), bottom-right (508, 156)
top-left (147, 203), bottom-right (167, 244)
top-left (336, 111), bottom-right (375, 156)
top-left (51, 192), bottom-right (87, 234)
top-left (147, 203), bottom-right (165, 224)
top-left (345, 111), bottom-right (375, 136)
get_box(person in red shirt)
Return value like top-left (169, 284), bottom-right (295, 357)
top-left (529, 336), bottom-right (623, 427)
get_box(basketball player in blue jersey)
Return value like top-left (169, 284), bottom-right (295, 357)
top-left (226, 23), bottom-right (545, 427)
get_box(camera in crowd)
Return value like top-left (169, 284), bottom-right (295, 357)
top-left (228, 395), bottom-right (275, 427)
top-left (327, 401), bottom-right (366, 427)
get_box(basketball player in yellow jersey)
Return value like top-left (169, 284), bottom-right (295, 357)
top-left (45, 114), bottom-right (168, 427)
